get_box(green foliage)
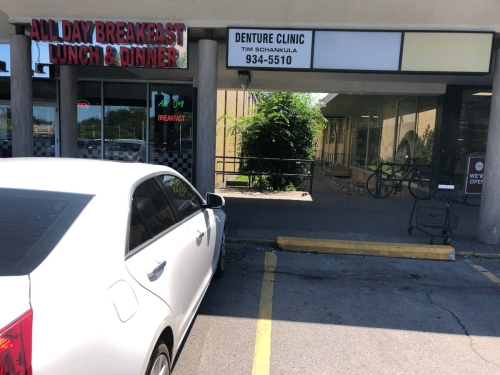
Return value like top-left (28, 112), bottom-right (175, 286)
top-left (414, 125), bottom-right (434, 166)
top-left (224, 92), bottom-right (326, 191)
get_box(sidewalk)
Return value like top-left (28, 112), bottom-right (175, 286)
top-left (219, 173), bottom-right (500, 257)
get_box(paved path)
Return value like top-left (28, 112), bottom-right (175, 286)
top-left (219, 173), bottom-right (499, 255)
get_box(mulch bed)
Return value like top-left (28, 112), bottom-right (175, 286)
top-left (328, 177), bottom-right (366, 196)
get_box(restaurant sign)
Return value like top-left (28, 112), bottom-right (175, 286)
top-left (30, 19), bottom-right (188, 69)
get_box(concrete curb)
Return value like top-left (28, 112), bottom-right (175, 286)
top-left (277, 237), bottom-right (455, 261)
top-left (456, 251), bottom-right (500, 259)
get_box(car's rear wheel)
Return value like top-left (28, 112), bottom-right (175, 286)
top-left (214, 227), bottom-right (226, 279)
top-left (146, 341), bottom-right (170, 375)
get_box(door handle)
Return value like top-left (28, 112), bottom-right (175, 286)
top-left (197, 230), bottom-right (205, 239)
top-left (147, 260), bottom-right (167, 278)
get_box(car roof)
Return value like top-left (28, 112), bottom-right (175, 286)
top-left (0, 158), bottom-right (178, 195)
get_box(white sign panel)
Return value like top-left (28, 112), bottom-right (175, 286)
top-left (227, 28), bottom-right (313, 69)
top-left (313, 31), bottom-right (402, 71)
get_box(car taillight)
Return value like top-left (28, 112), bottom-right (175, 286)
top-left (0, 310), bottom-right (33, 375)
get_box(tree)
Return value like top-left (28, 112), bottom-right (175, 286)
top-left (230, 92), bottom-right (326, 190)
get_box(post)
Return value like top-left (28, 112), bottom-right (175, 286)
top-left (478, 49), bottom-right (500, 244)
top-left (10, 25), bottom-right (33, 157)
top-left (195, 39), bottom-right (218, 198)
top-left (310, 161), bottom-right (314, 194)
top-left (60, 65), bottom-right (78, 158)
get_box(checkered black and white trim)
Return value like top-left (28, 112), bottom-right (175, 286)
top-left (78, 147), bottom-right (102, 160)
top-left (152, 152), bottom-right (193, 181)
top-left (1, 139), bottom-right (55, 158)
top-left (34, 139), bottom-right (56, 157)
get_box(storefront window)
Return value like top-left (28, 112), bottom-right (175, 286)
top-left (0, 104), bottom-right (11, 158)
top-left (77, 82), bottom-right (102, 159)
top-left (354, 112), bottom-right (369, 168)
top-left (395, 97), bottom-right (417, 164)
top-left (149, 84), bottom-right (194, 181)
top-left (0, 80), bottom-right (57, 158)
top-left (379, 102), bottom-right (397, 165)
top-left (455, 89), bottom-right (491, 177)
top-left (415, 96), bottom-right (437, 166)
top-left (104, 83), bottom-right (147, 162)
top-left (367, 108), bottom-right (381, 170)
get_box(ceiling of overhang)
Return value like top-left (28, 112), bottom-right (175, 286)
top-left (321, 94), bottom-right (404, 118)
top-left (3, 0), bottom-right (500, 33)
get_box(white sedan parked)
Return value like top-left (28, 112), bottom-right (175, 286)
top-left (0, 158), bottom-right (227, 375)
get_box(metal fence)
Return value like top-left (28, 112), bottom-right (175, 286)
top-left (215, 156), bottom-right (315, 193)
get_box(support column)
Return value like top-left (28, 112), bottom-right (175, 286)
top-left (195, 39), bottom-right (218, 198)
top-left (60, 65), bottom-right (77, 158)
top-left (10, 26), bottom-right (33, 157)
top-left (478, 50), bottom-right (500, 244)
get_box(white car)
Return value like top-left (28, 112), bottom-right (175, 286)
top-left (0, 158), bottom-right (227, 375)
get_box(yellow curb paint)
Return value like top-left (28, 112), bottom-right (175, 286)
top-left (466, 261), bottom-right (500, 285)
top-left (277, 237), bottom-right (455, 261)
top-left (456, 251), bottom-right (500, 259)
top-left (252, 252), bottom-right (276, 375)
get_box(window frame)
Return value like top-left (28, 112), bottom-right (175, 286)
top-left (155, 173), bottom-right (205, 224)
top-left (125, 174), bottom-right (183, 258)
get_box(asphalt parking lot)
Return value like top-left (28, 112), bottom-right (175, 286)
top-left (173, 243), bottom-right (500, 375)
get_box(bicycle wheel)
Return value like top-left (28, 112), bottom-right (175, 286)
top-left (366, 171), bottom-right (394, 198)
top-left (408, 173), bottom-right (438, 200)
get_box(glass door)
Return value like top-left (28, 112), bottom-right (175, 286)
top-left (33, 105), bottom-right (57, 157)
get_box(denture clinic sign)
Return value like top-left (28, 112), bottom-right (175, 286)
top-left (30, 19), bottom-right (188, 69)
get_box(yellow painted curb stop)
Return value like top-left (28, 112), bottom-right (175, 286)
top-left (277, 237), bottom-right (455, 261)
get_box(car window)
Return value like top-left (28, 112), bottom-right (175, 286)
top-left (128, 204), bottom-right (151, 252)
top-left (132, 178), bottom-right (177, 238)
top-left (159, 175), bottom-right (202, 220)
top-left (0, 189), bottom-right (94, 276)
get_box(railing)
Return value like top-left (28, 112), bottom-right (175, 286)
top-left (215, 156), bottom-right (315, 194)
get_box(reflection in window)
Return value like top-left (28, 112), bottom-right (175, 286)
top-left (104, 83), bottom-right (147, 163)
top-left (128, 204), bottom-right (151, 252)
top-left (354, 113), bottom-right (369, 168)
top-left (0, 105), bottom-right (11, 158)
top-left (77, 82), bottom-right (102, 159)
top-left (33, 106), bottom-right (56, 157)
top-left (159, 175), bottom-right (201, 220)
top-left (133, 178), bottom-right (177, 237)
top-left (415, 96), bottom-right (437, 166)
top-left (379, 102), bottom-right (397, 164)
top-left (395, 97), bottom-right (417, 164)
top-left (367, 109), bottom-right (381, 171)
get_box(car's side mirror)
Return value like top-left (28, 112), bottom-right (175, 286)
top-left (206, 193), bottom-right (225, 209)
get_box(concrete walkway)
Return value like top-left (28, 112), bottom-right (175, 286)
top-left (219, 173), bottom-right (499, 256)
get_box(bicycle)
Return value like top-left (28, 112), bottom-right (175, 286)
top-left (366, 157), bottom-right (437, 199)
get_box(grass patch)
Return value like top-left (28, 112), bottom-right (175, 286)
top-left (234, 175), bottom-right (249, 182)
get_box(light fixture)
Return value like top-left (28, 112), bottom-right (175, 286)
top-left (34, 63), bottom-right (48, 74)
top-left (0, 61), bottom-right (7, 73)
top-left (238, 70), bottom-right (251, 90)
top-left (472, 92), bottom-right (492, 96)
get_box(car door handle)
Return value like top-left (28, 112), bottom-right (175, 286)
top-left (197, 230), bottom-right (205, 239)
top-left (147, 260), bottom-right (167, 278)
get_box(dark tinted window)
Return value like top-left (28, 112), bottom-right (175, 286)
top-left (133, 178), bottom-right (176, 237)
top-left (160, 175), bottom-right (201, 219)
top-left (128, 204), bottom-right (151, 252)
top-left (0, 188), bottom-right (94, 276)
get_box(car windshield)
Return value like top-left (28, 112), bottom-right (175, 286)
top-left (0, 188), bottom-right (94, 276)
